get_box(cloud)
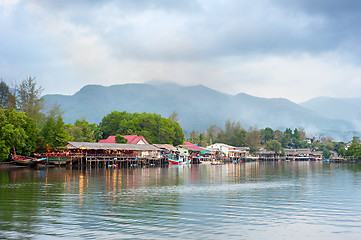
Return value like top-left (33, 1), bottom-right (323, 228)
top-left (0, 0), bottom-right (360, 101)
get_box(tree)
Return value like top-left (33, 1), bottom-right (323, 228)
top-left (115, 134), bottom-right (127, 143)
top-left (99, 111), bottom-right (184, 145)
top-left (298, 128), bottom-right (307, 141)
top-left (246, 126), bottom-right (261, 152)
top-left (274, 130), bottom-right (284, 142)
top-left (0, 109), bottom-right (37, 160)
top-left (17, 76), bottom-right (44, 123)
top-left (323, 149), bottom-right (331, 159)
top-left (215, 120), bottom-right (247, 147)
top-left (204, 124), bottom-right (219, 145)
top-left (188, 130), bottom-right (199, 143)
top-left (168, 111), bottom-right (179, 123)
top-left (293, 128), bottom-right (300, 140)
top-left (266, 140), bottom-right (284, 156)
top-left (262, 127), bottom-right (274, 144)
top-left (40, 113), bottom-right (70, 149)
top-left (66, 118), bottom-right (100, 142)
top-left (0, 80), bottom-right (10, 109)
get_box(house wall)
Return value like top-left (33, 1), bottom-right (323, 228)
top-left (177, 147), bottom-right (189, 156)
top-left (208, 143), bottom-right (230, 156)
top-left (138, 138), bottom-right (148, 144)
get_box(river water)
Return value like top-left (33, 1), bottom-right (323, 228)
top-left (1, 162), bottom-right (361, 239)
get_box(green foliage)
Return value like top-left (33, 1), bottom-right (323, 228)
top-left (99, 111), bottom-right (184, 145)
top-left (246, 126), bottom-right (262, 152)
top-left (280, 128), bottom-right (310, 149)
top-left (341, 137), bottom-right (361, 159)
top-left (0, 80), bottom-right (17, 110)
top-left (17, 76), bottom-right (44, 124)
top-left (66, 119), bottom-right (100, 142)
top-left (216, 120), bottom-right (247, 147)
top-left (115, 134), bottom-right (127, 143)
top-left (0, 109), bottom-right (37, 161)
top-left (261, 127), bottom-right (274, 144)
top-left (0, 80), bottom-right (10, 109)
top-left (323, 149), bottom-right (331, 159)
top-left (265, 140), bottom-right (284, 154)
top-left (40, 114), bottom-right (70, 149)
top-left (168, 111), bottom-right (179, 123)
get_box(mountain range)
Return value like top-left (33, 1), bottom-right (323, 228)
top-left (43, 82), bottom-right (361, 141)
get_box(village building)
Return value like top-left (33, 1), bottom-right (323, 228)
top-left (311, 151), bottom-right (323, 161)
top-left (235, 147), bottom-right (250, 158)
top-left (66, 142), bottom-right (160, 158)
top-left (98, 135), bottom-right (149, 144)
top-left (153, 144), bottom-right (178, 154)
top-left (206, 143), bottom-right (241, 160)
top-left (177, 142), bottom-right (212, 162)
top-left (284, 149), bottom-right (327, 161)
top-left (255, 149), bottom-right (278, 160)
top-left (177, 142), bottom-right (207, 156)
top-left (285, 148), bottom-right (312, 160)
top-left (65, 141), bottom-right (164, 166)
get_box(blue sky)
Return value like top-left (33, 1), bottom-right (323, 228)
top-left (1, 0), bottom-right (360, 102)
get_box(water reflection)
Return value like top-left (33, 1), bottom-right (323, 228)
top-left (1, 162), bottom-right (361, 239)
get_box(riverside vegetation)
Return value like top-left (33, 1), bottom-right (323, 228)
top-left (0, 77), bottom-right (360, 161)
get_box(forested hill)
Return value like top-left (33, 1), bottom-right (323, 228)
top-left (43, 82), bottom-right (359, 141)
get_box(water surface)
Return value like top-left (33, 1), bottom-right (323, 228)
top-left (1, 162), bottom-right (361, 239)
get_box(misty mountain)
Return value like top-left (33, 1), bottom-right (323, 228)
top-left (43, 83), bottom-right (359, 141)
top-left (300, 97), bottom-right (361, 131)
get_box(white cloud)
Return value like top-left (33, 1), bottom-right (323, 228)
top-left (0, 0), bottom-right (360, 101)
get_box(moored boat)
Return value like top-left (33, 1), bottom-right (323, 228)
top-left (168, 154), bottom-right (191, 165)
top-left (211, 161), bottom-right (223, 165)
top-left (12, 153), bottom-right (46, 166)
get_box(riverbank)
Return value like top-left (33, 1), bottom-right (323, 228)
top-left (0, 162), bottom-right (27, 169)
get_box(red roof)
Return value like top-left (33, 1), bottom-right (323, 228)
top-left (98, 135), bottom-right (149, 144)
top-left (179, 142), bottom-right (206, 151)
top-left (122, 135), bottom-right (149, 144)
top-left (98, 136), bottom-right (116, 143)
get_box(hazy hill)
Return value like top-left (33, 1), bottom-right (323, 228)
top-left (300, 97), bottom-right (361, 132)
top-left (43, 83), bottom-right (359, 141)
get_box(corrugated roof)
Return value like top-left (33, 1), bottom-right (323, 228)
top-left (153, 144), bottom-right (177, 151)
top-left (66, 142), bottom-right (160, 151)
top-left (285, 148), bottom-right (311, 155)
top-left (179, 142), bottom-right (207, 151)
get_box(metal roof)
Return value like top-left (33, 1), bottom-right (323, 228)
top-left (66, 142), bottom-right (160, 151)
top-left (153, 144), bottom-right (178, 151)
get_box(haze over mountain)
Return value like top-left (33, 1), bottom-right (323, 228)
top-left (43, 82), bottom-right (360, 141)
top-left (301, 97), bottom-right (361, 131)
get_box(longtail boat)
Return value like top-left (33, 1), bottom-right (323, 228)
top-left (11, 148), bottom-right (46, 166)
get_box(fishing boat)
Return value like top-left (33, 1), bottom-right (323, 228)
top-left (11, 150), bottom-right (46, 166)
top-left (168, 154), bottom-right (191, 165)
top-left (211, 161), bottom-right (223, 165)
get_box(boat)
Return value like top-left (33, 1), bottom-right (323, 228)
top-left (12, 154), bottom-right (47, 166)
top-left (168, 154), bottom-right (191, 165)
top-left (211, 161), bottom-right (223, 165)
top-left (10, 147), bottom-right (47, 166)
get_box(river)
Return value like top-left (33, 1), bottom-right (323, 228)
top-left (1, 162), bottom-right (361, 239)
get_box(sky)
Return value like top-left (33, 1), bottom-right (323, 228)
top-left (0, 0), bottom-right (360, 103)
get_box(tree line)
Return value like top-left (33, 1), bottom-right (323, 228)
top-left (0, 77), bottom-right (184, 161)
top-left (187, 120), bottom-right (361, 159)
top-left (1, 77), bottom-right (360, 161)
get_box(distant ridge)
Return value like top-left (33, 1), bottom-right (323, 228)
top-left (300, 97), bottom-right (361, 132)
top-left (43, 82), bottom-right (360, 141)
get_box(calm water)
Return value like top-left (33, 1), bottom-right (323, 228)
top-left (1, 162), bottom-right (361, 239)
